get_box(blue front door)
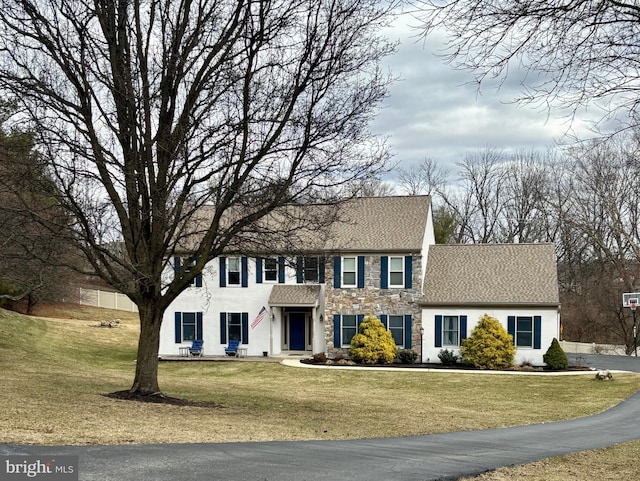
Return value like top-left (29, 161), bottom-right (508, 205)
top-left (289, 313), bottom-right (306, 351)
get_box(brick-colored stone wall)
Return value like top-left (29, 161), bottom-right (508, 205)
top-left (323, 254), bottom-right (423, 356)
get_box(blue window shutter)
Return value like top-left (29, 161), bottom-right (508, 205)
top-left (174, 312), bottom-right (182, 343)
top-left (404, 315), bottom-right (412, 349)
top-left (220, 313), bottom-right (227, 344)
top-left (256, 257), bottom-right (263, 283)
top-left (196, 312), bottom-right (203, 340)
top-left (333, 256), bottom-right (341, 288)
top-left (380, 314), bottom-right (388, 329)
top-left (278, 257), bottom-right (285, 283)
top-left (357, 314), bottom-right (365, 332)
top-left (241, 312), bottom-right (249, 344)
top-left (241, 257), bottom-right (248, 287)
top-left (460, 315), bottom-right (468, 342)
top-left (173, 257), bottom-right (181, 277)
top-left (219, 257), bottom-right (227, 287)
top-left (195, 272), bottom-right (203, 287)
top-left (296, 256), bottom-right (303, 284)
top-left (435, 315), bottom-right (442, 348)
top-left (357, 256), bottom-right (365, 288)
top-left (380, 256), bottom-right (388, 289)
top-left (534, 316), bottom-right (542, 349)
top-left (319, 257), bottom-right (326, 283)
top-left (333, 314), bottom-right (341, 347)
top-left (404, 256), bottom-right (413, 288)
top-left (508, 316), bottom-right (516, 345)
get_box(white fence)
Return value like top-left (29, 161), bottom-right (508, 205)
top-left (560, 340), bottom-right (627, 356)
top-left (77, 288), bottom-right (138, 313)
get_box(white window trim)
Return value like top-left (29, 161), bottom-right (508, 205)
top-left (442, 315), bottom-right (460, 347)
top-left (388, 314), bottom-right (405, 349)
top-left (263, 258), bottom-right (278, 283)
top-left (388, 256), bottom-right (405, 288)
top-left (342, 256), bottom-right (357, 288)
top-left (515, 316), bottom-right (534, 349)
top-left (341, 314), bottom-right (358, 348)
top-left (227, 256), bottom-right (241, 286)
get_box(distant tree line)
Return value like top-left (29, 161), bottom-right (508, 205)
top-left (391, 132), bottom-right (640, 353)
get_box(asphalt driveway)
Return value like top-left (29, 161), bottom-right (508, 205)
top-left (2, 354), bottom-right (640, 481)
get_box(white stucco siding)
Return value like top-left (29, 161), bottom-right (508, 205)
top-left (421, 306), bottom-right (560, 366)
top-left (159, 256), bottom-right (325, 357)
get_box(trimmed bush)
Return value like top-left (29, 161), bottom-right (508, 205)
top-left (460, 314), bottom-right (515, 369)
top-left (398, 349), bottom-right (418, 364)
top-left (438, 348), bottom-right (459, 366)
top-left (543, 338), bottom-right (568, 370)
top-left (349, 315), bottom-right (397, 364)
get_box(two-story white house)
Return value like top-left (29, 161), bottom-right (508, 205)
top-left (159, 195), bottom-right (561, 365)
top-left (160, 195), bottom-right (434, 358)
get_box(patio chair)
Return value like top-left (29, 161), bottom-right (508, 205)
top-left (189, 339), bottom-right (204, 357)
top-left (225, 339), bottom-right (240, 357)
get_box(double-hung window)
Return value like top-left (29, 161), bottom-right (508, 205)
top-left (264, 258), bottom-right (278, 282)
top-left (174, 312), bottom-right (203, 343)
top-left (227, 257), bottom-right (241, 285)
top-left (341, 315), bottom-right (358, 346)
top-left (515, 316), bottom-right (533, 348)
top-left (342, 257), bottom-right (357, 287)
top-left (389, 257), bottom-right (404, 287)
top-left (388, 315), bottom-right (405, 348)
top-left (443, 315), bottom-right (460, 346)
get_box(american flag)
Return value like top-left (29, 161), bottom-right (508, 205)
top-left (251, 306), bottom-right (268, 329)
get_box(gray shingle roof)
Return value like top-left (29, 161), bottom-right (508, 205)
top-left (422, 243), bottom-right (559, 306)
top-left (268, 284), bottom-right (322, 306)
top-left (325, 195), bottom-right (431, 252)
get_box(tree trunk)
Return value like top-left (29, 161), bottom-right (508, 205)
top-left (130, 301), bottom-right (163, 394)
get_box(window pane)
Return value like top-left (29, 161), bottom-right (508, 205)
top-left (228, 313), bottom-right (242, 341)
top-left (390, 257), bottom-right (403, 270)
top-left (228, 258), bottom-right (239, 271)
top-left (516, 317), bottom-right (533, 347)
top-left (182, 313), bottom-right (196, 341)
top-left (264, 258), bottom-right (277, 281)
top-left (443, 315), bottom-right (459, 346)
top-left (304, 257), bottom-right (318, 282)
top-left (343, 272), bottom-right (356, 285)
top-left (343, 257), bottom-right (356, 270)
top-left (390, 272), bottom-right (404, 286)
top-left (517, 333), bottom-right (533, 347)
top-left (228, 257), bottom-right (240, 284)
top-left (342, 315), bottom-right (357, 345)
top-left (343, 328), bottom-right (357, 345)
top-left (389, 315), bottom-right (404, 347)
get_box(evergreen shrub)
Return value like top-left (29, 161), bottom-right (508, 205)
top-left (438, 348), bottom-right (458, 365)
top-left (398, 349), bottom-right (418, 364)
top-left (349, 315), bottom-right (397, 364)
top-left (543, 338), bottom-right (568, 370)
top-left (460, 314), bottom-right (515, 369)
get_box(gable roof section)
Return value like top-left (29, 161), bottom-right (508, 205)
top-left (325, 195), bottom-right (431, 252)
top-left (179, 195), bottom-right (431, 255)
top-left (422, 243), bottom-right (559, 306)
top-left (268, 285), bottom-right (321, 307)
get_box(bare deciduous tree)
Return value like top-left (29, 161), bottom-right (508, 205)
top-left (0, 0), bottom-right (396, 395)
top-left (396, 157), bottom-right (448, 196)
top-left (418, 0), bottom-right (640, 131)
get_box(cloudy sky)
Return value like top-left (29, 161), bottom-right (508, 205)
top-left (371, 12), bottom-right (598, 180)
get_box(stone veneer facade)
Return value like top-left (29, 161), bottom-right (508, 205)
top-left (323, 254), bottom-right (423, 356)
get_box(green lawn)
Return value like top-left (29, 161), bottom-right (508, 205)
top-left (1, 305), bottom-right (639, 448)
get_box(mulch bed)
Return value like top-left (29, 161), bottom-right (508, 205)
top-left (300, 359), bottom-right (592, 372)
top-left (105, 390), bottom-right (225, 408)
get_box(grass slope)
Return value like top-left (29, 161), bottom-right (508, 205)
top-left (1, 306), bottom-right (639, 449)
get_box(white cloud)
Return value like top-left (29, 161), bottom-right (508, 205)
top-left (370, 14), bottom-right (598, 177)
